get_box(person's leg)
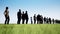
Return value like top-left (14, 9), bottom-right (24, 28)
top-left (31, 20), bottom-right (32, 24)
top-left (37, 21), bottom-right (38, 24)
top-left (53, 21), bottom-right (54, 24)
top-left (23, 20), bottom-right (24, 24)
top-left (5, 17), bottom-right (7, 24)
top-left (41, 19), bottom-right (43, 24)
top-left (50, 21), bottom-right (51, 24)
top-left (18, 19), bottom-right (20, 24)
top-left (26, 19), bottom-right (28, 24)
top-left (41, 20), bottom-right (43, 24)
top-left (17, 19), bottom-right (19, 24)
top-left (34, 20), bottom-right (35, 24)
top-left (47, 20), bottom-right (48, 23)
top-left (17, 18), bottom-right (20, 24)
top-left (34, 20), bottom-right (36, 24)
top-left (19, 19), bottom-right (21, 24)
top-left (7, 16), bottom-right (10, 24)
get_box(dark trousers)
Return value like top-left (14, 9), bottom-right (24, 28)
top-left (31, 21), bottom-right (33, 24)
top-left (37, 21), bottom-right (39, 24)
top-left (50, 21), bottom-right (51, 24)
top-left (5, 16), bottom-right (10, 24)
top-left (34, 20), bottom-right (36, 24)
top-left (26, 19), bottom-right (28, 24)
top-left (17, 18), bottom-right (21, 24)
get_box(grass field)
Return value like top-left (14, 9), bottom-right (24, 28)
top-left (0, 24), bottom-right (60, 34)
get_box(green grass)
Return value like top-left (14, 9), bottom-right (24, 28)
top-left (0, 24), bottom-right (60, 34)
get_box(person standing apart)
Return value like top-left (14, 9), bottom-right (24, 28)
top-left (4, 7), bottom-right (10, 24)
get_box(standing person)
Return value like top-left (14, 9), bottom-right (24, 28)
top-left (37, 14), bottom-right (40, 24)
top-left (25, 11), bottom-right (29, 24)
top-left (52, 19), bottom-right (54, 24)
top-left (17, 9), bottom-right (21, 24)
top-left (33, 14), bottom-right (36, 24)
top-left (22, 11), bottom-right (25, 24)
top-left (44, 17), bottom-right (47, 24)
top-left (49, 18), bottom-right (51, 24)
top-left (46, 17), bottom-right (49, 24)
top-left (30, 17), bottom-right (33, 24)
top-left (40, 15), bottom-right (43, 24)
top-left (4, 7), bottom-right (10, 24)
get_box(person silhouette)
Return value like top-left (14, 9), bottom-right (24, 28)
top-left (4, 7), bottom-right (10, 24)
top-left (52, 19), bottom-right (54, 24)
top-left (25, 11), bottom-right (29, 24)
top-left (30, 17), bottom-right (33, 24)
top-left (22, 11), bottom-right (25, 24)
top-left (37, 14), bottom-right (40, 24)
top-left (39, 15), bottom-right (43, 24)
top-left (46, 17), bottom-right (49, 24)
top-left (33, 14), bottom-right (36, 24)
top-left (49, 17), bottom-right (51, 24)
top-left (17, 9), bottom-right (21, 24)
top-left (44, 17), bottom-right (47, 24)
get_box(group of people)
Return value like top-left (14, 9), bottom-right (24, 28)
top-left (4, 7), bottom-right (54, 24)
top-left (17, 9), bottom-right (29, 24)
top-left (31, 14), bottom-right (43, 24)
top-left (4, 7), bottom-right (29, 24)
top-left (31, 14), bottom-right (54, 24)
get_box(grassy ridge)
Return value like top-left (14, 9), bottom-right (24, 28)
top-left (0, 24), bottom-right (60, 34)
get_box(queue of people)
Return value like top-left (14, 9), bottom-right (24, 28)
top-left (4, 7), bottom-right (55, 24)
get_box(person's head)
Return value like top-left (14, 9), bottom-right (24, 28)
top-left (23, 11), bottom-right (24, 14)
top-left (38, 14), bottom-right (40, 15)
top-left (31, 17), bottom-right (32, 18)
top-left (19, 9), bottom-right (21, 12)
top-left (6, 7), bottom-right (8, 10)
top-left (30, 17), bottom-right (32, 20)
top-left (26, 11), bottom-right (27, 13)
top-left (44, 17), bottom-right (46, 18)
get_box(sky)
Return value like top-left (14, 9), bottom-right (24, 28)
top-left (0, 0), bottom-right (60, 24)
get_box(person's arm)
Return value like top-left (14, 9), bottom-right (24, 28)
top-left (4, 11), bottom-right (6, 15)
top-left (8, 11), bottom-right (9, 15)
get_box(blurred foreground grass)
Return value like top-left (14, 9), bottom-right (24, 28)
top-left (0, 24), bottom-right (60, 34)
